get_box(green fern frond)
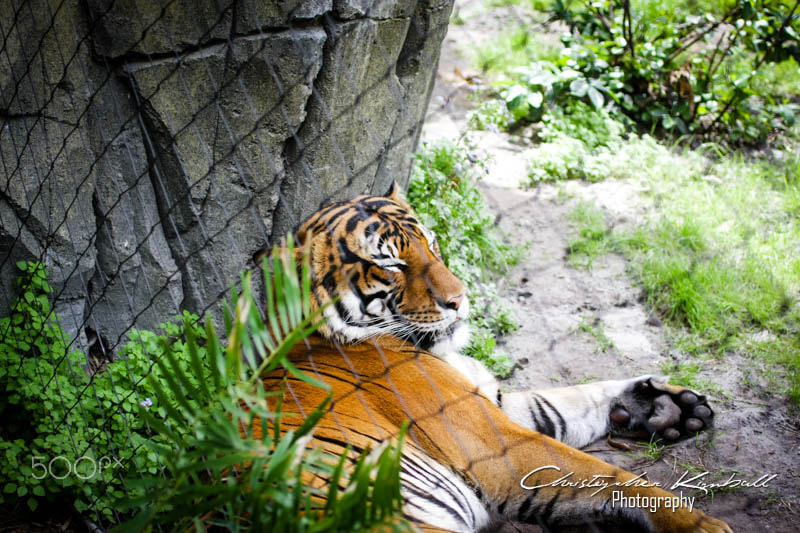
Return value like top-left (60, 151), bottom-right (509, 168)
top-left (113, 238), bottom-right (409, 532)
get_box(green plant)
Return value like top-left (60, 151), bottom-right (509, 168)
top-left (576, 314), bottom-right (615, 352)
top-left (468, 100), bottom-right (512, 132)
top-left (1, 252), bottom-right (410, 529)
top-left (566, 200), bottom-right (615, 266)
top-left (473, 25), bottom-right (562, 74)
top-left (498, 61), bottom-right (613, 123)
top-left (408, 139), bottom-right (521, 376)
top-left (0, 262), bottom-right (212, 519)
top-left (661, 360), bottom-right (725, 397)
top-left (546, 0), bottom-right (800, 143)
top-left (115, 245), bottom-right (409, 532)
top-left (636, 435), bottom-right (666, 460)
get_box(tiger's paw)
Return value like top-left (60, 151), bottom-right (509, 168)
top-left (653, 509), bottom-right (732, 533)
top-left (609, 376), bottom-right (714, 442)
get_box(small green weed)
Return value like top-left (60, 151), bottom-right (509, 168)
top-left (567, 201), bottom-right (615, 267)
top-left (473, 26), bottom-right (561, 74)
top-left (577, 315), bottom-right (615, 352)
top-left (637, 435), bottom-right (666, 460)
top-left (661, 360), bottom-right (725, 397)
top-left (468, 99), bottom-right (512, 132)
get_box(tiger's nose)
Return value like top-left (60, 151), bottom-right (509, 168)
top-left (445, 293), bottom-right (466, 311)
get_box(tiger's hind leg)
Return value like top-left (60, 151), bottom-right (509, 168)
top-left (500, 375), bottom-right (714, 449)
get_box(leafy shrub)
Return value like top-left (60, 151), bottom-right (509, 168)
top-left (498, 60), bottom-right (613, 123)
top-left (526, 109), bottom-right (709, 184)
top-left (473, 25), bottom-right (562, 74)
top-left (541, 101), bottom-right (625, 149)
top-left (408, 140), bottom-right (521, 376)
top-left (486, 0), bottom-right (800, 143)
top-left (0, 261), bottom-right (207, 519)
top-left (468, 99), bottom-right (513, 132)
top-left (546, 0), bottom-right (800, 143)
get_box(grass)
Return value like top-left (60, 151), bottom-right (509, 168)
top-left (559, 135), bottom-right (800, 403)
top-left (567, 201), bottom-right (615, 268)
top-left (755, 57), bottom-right (800, 99)
top-left (472, 26), bottom-right (562, 75)
top-left (660, 360), bottom-right (726, 397)
top-left (467, 0), bottom-right (800, 403)
top-left (408, 139), bottom-right (523, 377)
top-left (576, 314), bottom-right (615, 352)
top-left (637, 435), bottom-right (666, 461)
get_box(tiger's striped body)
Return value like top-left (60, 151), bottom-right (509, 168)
top-left (259, 184), bottom-right (730, 532)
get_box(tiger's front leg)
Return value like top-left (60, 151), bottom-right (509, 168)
top-left (500, 376), bottom-right (714, 449)
top-left (414, 373), bottom-right (732, 533)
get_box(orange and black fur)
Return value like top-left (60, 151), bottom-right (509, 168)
top-left (256, 183), bottom-right (731, 532)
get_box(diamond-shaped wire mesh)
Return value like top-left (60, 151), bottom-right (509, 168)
top-left (0, 0), bottom-right (465, 526)
top-left (0, 1), bottom-right (732, 532)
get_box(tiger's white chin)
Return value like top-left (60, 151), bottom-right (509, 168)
top-left (429, 320), bottom-right (470, 358)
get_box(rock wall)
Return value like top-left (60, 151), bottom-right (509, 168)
top-left (0, 0), bottom-right (453, 353)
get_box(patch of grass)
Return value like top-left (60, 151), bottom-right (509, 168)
top-left (618, 153), bottom-right (800, 404)
top-left (754, 57), bottom-right (800, 99)
top-left (472, 26), bottom-right (562, 74)
top-left (527, 113), bottom-right (704, 184)
top-left (542, 102), bottom-right (626, 150)
top-left (546, 116), bottom-right (800, 403)
top-left (408, 139), bottom-right (523, 377)
top-left (468, 99), bottom-right (512, 132)
top-left (661, 360), bottom-right (725, 397)
top-left (450, 5), bottom-right (466, 25)
top-left (637, 435), bottom-right (666, 460)
top-left (576, 314), bottom-right (615, 352)
top-left (567, 201), bottom-right (615, 267)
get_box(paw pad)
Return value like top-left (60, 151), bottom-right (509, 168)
top-left (611, 378), bottom-right (714, 442)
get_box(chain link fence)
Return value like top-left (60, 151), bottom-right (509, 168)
top-left (1, 0), bottom-right (457, 526)
top-left (0, 1), bottom-right (735, 532)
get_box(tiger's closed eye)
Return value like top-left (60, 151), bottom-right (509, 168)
top-left (383, 262), bottom-right (407, 273)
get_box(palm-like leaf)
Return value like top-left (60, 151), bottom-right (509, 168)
top-left (113, 238), bottom-right (409, 532)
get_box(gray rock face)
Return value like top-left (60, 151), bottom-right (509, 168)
top-left (1, 0), bottom-right (453, 353)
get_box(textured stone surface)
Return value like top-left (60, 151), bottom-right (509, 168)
top-left (1, 0), bottom-right (453, 353)
top-left (334, 0), bottom-right (416, 19)
top-left (85, 75), bottom-right (184, 348)
top-left (86, 0), bottom-right (233, 58)
top-left (236, 0), bottom-right (333, 31)
top-left (0, 0), bottom-right (94, 119)
top-left (378, 0), bottom-right (455, 196)
top-left (272, 17), bottom-right (411, 237)
top-left (126, 29), bottom-right (325, 312)
top-left (1, 117), bottom-right (97, 297)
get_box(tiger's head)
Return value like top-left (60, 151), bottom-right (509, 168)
top-left (295, 182), bottom-right (469, 356)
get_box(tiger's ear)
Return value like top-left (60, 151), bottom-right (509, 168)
top-left (384, 180), bottom-right (403, 201)
top-left (251, 235), bottom-right (309, 269)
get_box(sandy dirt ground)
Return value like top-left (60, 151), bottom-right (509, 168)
top-left (421, 2), bottom-right (800, 531)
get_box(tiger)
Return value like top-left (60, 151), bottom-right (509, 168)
top-left (257, 182), bottom-right (731, 532)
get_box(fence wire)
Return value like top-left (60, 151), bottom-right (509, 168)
top-left (0, 1), bottom-right (706, 532)
top-left (0, 0), bottom-right (468, 526)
